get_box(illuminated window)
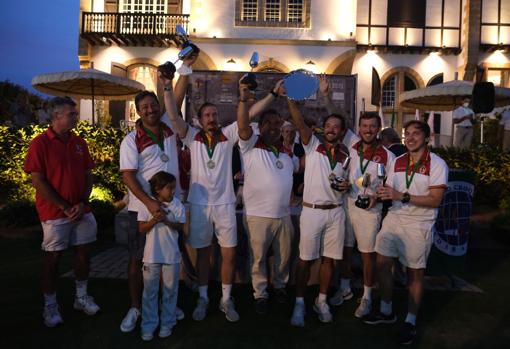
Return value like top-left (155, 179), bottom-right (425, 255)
top-left (242, 0), bottom-right (258, 21)
top-left (288, 0), bottom-right (303, 23)
top-left (126, 64), bottom-right (158, 123)
top-left (265, 0), bottom-right (280, 22)
top-left (382, 75), bottom-right (396, 107)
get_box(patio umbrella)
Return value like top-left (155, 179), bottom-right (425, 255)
top-left (400, 80), bottom-right (510, 111)
top-left (32, 69), bottom-right (145, 124)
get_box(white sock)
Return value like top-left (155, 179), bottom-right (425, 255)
top-left (198, 285), bottom-right (208, 300)
top-left (295, 297), bottom-right (305, 305)
top-left (362, 285), bottom-right (373, 301)
top-left (221, 284), bottom-right (232, 302)
top-left (75, 279), bottom-right (88, 298)
top-left (340, 278), bottom-right (351, 292)
top-left (44, 293), bottom-right (57, 306)
top-left (380, 300), bottom-right (392, 315)
top-left (405, 312), bottom-right (417, 326)
top-left (318, 293), bottom-right (327, 303)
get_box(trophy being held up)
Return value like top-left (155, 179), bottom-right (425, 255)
top-left (329, 156), bottom-right (351, 192)
top-left (240, 52), bottom-right (259, 90)
top-left (158, 24), bottom-right (200, 80)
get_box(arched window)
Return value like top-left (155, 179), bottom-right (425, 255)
top-left (380, 68), bottom-right (424, 130)
top-left (427, 73), bottom-right (443, 86)
top-left (126, 63), bottom-right (159, 125)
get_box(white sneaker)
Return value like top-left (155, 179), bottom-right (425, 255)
top-left (141, 332), bottom-right (154, 341)
top-left (192, 297), bottom-right (209, 321)
top-left (176, 306), bottom-right (185, 321)
top-left (329, 288), bottom-right (354, 306)
top-left (73, 295), bottom-right (100, 315)
top-left (313, 298), bottom-right (333, 323)
top-left (43, 303), bottom-right (63, 327)
top-left (158, 325), bottom-right (173, 338)
top-left (354, 298), bottom-right (372, 318)
top-left (120, 307), bottom-right (141, 332)
top-left (290, 302), bottom-right (305, 327)
top-left (219, 297), bottom-right (240, 322)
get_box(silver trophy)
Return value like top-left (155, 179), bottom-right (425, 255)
top-left (159, 25), bottom-right (200, 79)
top-left (241, 51), bottom-right (259, 90)
top-left (355, 173), bottom-right (371, 209)
top-left (329, 156), bottom-right (351, 192)
top-left (377, 163), bottom-right (386, 185)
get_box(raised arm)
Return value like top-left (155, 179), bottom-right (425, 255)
top-left (237, 82), bottom-right (253, 141)
top-left (287, 99), bottom-right (313, 145)
top-left (248, 80), bottom-right (285, 119)
top-left (160, 73), bottom-right (188, 138)
top-left (318, 75), bottom-right (353, 130)
top-left (174, 54), bottom-right (198, 109)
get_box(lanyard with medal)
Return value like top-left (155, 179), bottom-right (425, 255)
top-left (405, 155), bottom-right (422, 190)
top-left (267, 143), bottom-right (284, 169)
top-left (143, 125), bottom-right (169, 162)
top-left (204, 132), bottom-right (217, 169)
top-left (356, 142), bottom-right (376, 188)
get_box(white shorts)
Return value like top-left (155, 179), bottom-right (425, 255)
top-left (375, 212), bottom-right (434, 269)
top-left (347, 197), bottom-right (381, 253)
top-left (41, 212), bottom-right (97, 252)
top-left (299, 206), bottom-right (345, 261)
top-left (188, 204), bottom-right (237, 248)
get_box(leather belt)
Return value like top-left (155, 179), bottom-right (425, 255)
top-left (303, 202), bottom-right (342, 210)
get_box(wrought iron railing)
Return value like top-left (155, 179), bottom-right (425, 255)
top-left (82, 12), bottom-right (189, 35)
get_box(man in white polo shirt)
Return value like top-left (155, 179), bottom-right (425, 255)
top-left (161, 75), bottom-right (241, 322)
top-left (452, 97), bottom-right (474, 149)
top-left (237, 82), bottom-right (296, 314)
top-left (119, 90), bottom-right (182, 332)
top-left (344, 112), bottom-right (394, 318)
top-left (365, 120), bottom-right (448, 346)
top-left (287, 100), bottom-right (350, 327)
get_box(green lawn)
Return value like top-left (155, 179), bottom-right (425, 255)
top-left (1, 234), bottom-right (509, 349)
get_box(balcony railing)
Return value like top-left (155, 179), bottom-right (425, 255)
top-left (81, 12), bottom-right (189, 46)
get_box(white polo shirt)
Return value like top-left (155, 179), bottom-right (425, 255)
top-left (138, 197), bottom-right (186, 265)
top-left (302, 134), bottom-right (350, 205)
top-left (348, 141), bottom-right (395, 205)
top-left (240, 132), bottom-right (297, 218)
top-left (120, 120), bottom-right (181, 212)
top-left (183, 122), bottom-right (239, 205)
top-left (452, 106), bottom-right (474, 127)
top-left (386, 150), bottom-right (448, 220)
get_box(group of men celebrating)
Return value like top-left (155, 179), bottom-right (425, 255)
top-left (25, 54), bottom-right (448, 346)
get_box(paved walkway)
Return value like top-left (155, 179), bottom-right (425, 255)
top-left (62, 245), bottom-right (483, 293)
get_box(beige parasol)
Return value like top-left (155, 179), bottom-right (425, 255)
top-left (32, 69), bottom-right (145, 124)
top-left (400, 80), bottom-right (510, 111)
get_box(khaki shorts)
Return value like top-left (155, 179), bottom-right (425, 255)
top-left (188, 203), bottom-right (237, 248)
top-left (41, 212), bottom-right (97, 252)
top-left (347, 197), bottom-right (381, 253)
top-left (299, 206), bottom-right (345, 261)
top-left (375, 212), bottom-right (434, 269)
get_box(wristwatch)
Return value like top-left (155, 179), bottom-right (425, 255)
top-left (401, 192), bottom-right (411, 204)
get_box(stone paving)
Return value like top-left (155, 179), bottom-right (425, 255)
top-left (62, 245), bottom-right (483, 293)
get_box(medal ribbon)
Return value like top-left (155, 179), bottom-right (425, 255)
top-left (267, 145), bottom-right (280, 159)
top-left (143, 126), bottom-right (164, 152)
top-left (203, 132), bottom-right (217, 160)
top-left (359, 143), bottom-right (376, 175)
top-left (325, 144), bottom-right (337, 171)
top-left (405, 156), bottom-right (422, 189)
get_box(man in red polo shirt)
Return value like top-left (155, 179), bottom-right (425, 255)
top-left (24, 97), bottom-right (100, 328)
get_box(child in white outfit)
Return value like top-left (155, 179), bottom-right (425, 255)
top-left (138, 171), bottom-right (186, 341)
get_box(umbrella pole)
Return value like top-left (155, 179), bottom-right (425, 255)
top-left (92, 79), bottom-right (95, 125)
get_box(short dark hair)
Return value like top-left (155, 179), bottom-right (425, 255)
top-left (149, 171), bottom-right (176, 196)
top-left (197, 102), bottom-right (217, 119)
top-left (404, 120), bottom-right (430, 138)
top-left (48, 96), bottom-right (76, 120)
top-left (359, 111), bottom-right (381, 128)
top-left (258, 109), bottom-right (280, 127)
top-left (134, 91), bottom-right (159, 112)
top-left (322, 113), bottom-right (346, 130)
top-left (379, 127), bottom-right (401, 144)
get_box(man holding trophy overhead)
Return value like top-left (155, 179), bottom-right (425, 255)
top-left (287, 97), bottom-right (351, 327)
top-left (344, 112), bottom-right (394, 318)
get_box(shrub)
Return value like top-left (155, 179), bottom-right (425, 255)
top-left (0, 200), bottom-right (39, 227)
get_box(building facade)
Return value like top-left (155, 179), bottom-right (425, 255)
top-left (78, 0), bottom-right (510, 144)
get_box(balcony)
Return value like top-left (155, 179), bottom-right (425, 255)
top-left (81, 12), bottom-right (189, 47)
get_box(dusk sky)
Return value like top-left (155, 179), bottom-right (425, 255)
top-left (0, 1), bottom-right (80, 94)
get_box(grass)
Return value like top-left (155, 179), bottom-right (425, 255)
top-left (0, 233), bottom-right (509, 349)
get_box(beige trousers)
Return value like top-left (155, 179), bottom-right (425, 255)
top-left (453, 126), bottom-right (473, 149)
top-left (246, 215), bottom-right (294, 299)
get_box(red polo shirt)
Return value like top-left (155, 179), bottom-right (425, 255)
top-left (24, 127), bottom-right (95, 221)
